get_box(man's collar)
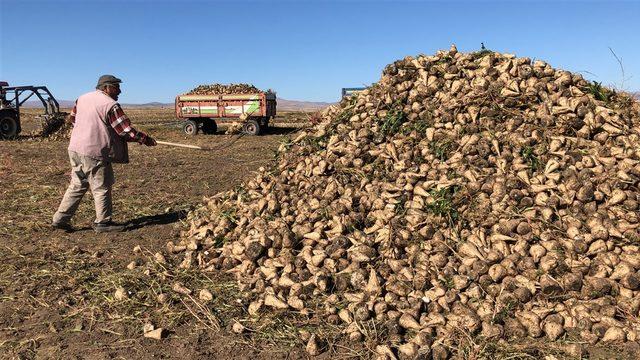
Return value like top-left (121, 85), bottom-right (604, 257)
top-left (98, 90), bottom-right (115, 100)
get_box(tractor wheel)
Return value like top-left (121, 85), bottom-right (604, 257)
top-left (183, 120), bottom-right (199, 136)
top-left (0, 114), bottom-right (19, 139)
top-left (201, 119), bottom-right (217, 135)
top-left (243, 119), bottom-right (262, 135)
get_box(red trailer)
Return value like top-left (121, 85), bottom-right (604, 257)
top-left (175, 92), bottom-right (276, 135)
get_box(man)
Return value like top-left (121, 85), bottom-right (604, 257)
top-left (52, 75), bottom-right (156, 233)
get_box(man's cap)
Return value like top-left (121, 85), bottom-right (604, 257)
top-left (96, 75), bottom-right (122, 88)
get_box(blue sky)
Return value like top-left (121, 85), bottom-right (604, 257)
top-left (1, 0), bottom-right (639, 103)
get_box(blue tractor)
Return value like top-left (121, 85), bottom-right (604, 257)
top-left (341, 87), bottom-right (367, 99)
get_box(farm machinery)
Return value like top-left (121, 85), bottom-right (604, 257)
top-left (175, 92), bottom-right (277, 136)
top-left (341, 87), bottom-right (367, 99)
top-left (0, 81), bottom-right (66, 139)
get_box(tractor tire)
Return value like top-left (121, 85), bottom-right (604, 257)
top-left (201, 119), bottom-right (217, 135)
top-left (0, 114), bottom-right (19, 139)
top-left (243, 119), bottom-right (262, 136)
top-left (183, 120), bottom-right (199, 136)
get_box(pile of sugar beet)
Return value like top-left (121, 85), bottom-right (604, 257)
top-left (41, 115), bottom-right (72, 140)
top-left (184, 83), bottom-right (272, 95)
top-left (155, 45), bottom-right (640, 357)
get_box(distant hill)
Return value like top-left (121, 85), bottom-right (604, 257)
top-left (21, 100), bottom-right (173, 109)
top-left (633, 92), bottom-right (639, 100)
top-left (122, 102), bottom-right (174, 108)
top-left (276, 99), bottom-right (333, 111)
top-left (21, 98), bottom-right (333, 111)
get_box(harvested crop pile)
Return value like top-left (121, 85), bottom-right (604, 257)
top-left (162, 46), bottom-right (640, 357)
top-left (40, 113), bottom-right (71, 139)
top-left (184, 83), bottom-right (268, 95)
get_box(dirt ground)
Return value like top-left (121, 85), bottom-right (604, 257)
top-left (0, 109), bottom-right (318, 359)
top-left (1, 109), bottom-right (636, 360)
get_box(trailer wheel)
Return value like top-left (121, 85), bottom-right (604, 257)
top-left (201, 119), bottom-right (217, 135)
top-left (243, 119), bottom-right (262, 135)
top-left (260, 117), bottom-right (269, 134)
top-left (0, 114), bottom-right (19, 139)
top-left (183, 120), bottom-right (199, 136)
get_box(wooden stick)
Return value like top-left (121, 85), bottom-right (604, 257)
top-left (156, 140), bottom-right (203, 150)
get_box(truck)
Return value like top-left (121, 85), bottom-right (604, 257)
top-left (0, 81), bottom-right (65, 139)
top-left (341, 87), bottom-right (367, 99)
top-left (175, 92), bottom-right (276, 135)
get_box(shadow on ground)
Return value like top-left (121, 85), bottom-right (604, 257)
top-left (126, 210), bottom-right (188, 230)
top-left (262, 125), bottom-right (303, 135)
top-left (196, 125), bottom-right (304, 136)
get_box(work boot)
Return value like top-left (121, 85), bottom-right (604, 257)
top-left (93, 221), bottom-right (126, 233)
top-left (52, 221), bottom-right (74, 232)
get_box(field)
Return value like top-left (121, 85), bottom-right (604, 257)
top-left (0, 108), bottom-right (316, 359)
top-left (1, 107), bottom-right (637, 360)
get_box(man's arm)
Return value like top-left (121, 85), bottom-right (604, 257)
top-left (106, 104), bottom-right (155, 145)
top-left (66, 102), bottom-right (77, 124)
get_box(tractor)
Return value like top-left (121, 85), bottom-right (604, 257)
top-left (0, 81), bottom-right (65, 139)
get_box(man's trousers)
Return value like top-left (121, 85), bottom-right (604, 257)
top-left (53, 150), bottom-right (114, 225)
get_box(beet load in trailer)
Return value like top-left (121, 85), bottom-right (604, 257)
top-left (175, 92), bottom-right (276, 135)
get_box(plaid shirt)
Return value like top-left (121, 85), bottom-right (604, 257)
top-left (69, 98), bottom-right (148, 144)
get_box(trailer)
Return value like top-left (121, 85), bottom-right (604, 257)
top-left (175, 92), bottom-right (276, 135)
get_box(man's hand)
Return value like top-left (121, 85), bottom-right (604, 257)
top-left (143, 136), bottom-right (157, 146)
